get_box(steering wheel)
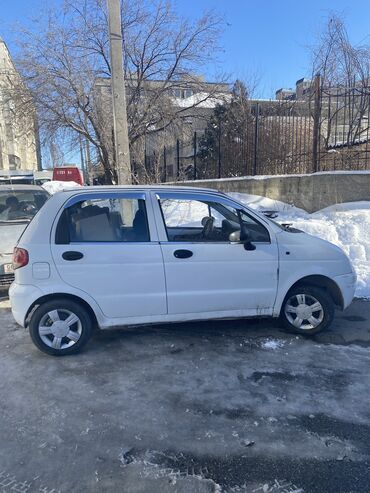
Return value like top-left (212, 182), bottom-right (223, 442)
top-left (201, 216), bottom-right (215, 239)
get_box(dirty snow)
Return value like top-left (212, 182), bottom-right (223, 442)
top-left (42, 180), bottom-right (81, 195)
top-left (261, 338), bottom-right (286, 350)
top-left (230, 193), bottom-right (370, 299)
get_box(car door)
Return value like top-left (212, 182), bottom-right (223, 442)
top-left (51, 191), bottom-right (167, 319)
top-left (153, 191), bottom-right (278, 317)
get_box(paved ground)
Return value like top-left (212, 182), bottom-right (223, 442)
top-left (0, 297), bottom-right (370, 493)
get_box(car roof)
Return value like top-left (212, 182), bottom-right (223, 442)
top-left (0, 184), bottom-right (48, 192)
top-left (54, 184), bottom-right (222, 195)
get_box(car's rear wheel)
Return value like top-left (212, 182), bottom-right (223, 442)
top-left (29, 298), bottom-right (93, 356)
top-left (280, 286), bottom-right (335, 335)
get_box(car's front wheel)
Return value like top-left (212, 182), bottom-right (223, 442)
top-left (29, 298), bottom-right (93, 356)
top-left (280, 286), bottom-right (335, 335)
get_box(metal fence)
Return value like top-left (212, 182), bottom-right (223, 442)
top-left (139, 77), bottom-right (370, 182)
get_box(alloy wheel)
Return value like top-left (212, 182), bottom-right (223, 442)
top-left (284, 293), bottom-right (324, 330)
top-left (38, 309), bottom-right (82, 350)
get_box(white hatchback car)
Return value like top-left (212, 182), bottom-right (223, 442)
top-left (9, 186), bottom-right (356, 356)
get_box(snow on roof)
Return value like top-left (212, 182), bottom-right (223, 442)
top-left (173, 92), bottom-right (231, 109)
top-left (42, 180), bottom-right (82, 195)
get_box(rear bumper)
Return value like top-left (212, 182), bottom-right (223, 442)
top-left (334, 272), bottom-right (357, 309)
top-left (9, 282), bottom-right (44, 327)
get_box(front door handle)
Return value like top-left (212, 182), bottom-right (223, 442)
top-left (62, 251), bottom-right (84, 261)
top-left (173, 249), bottom-right (193, 259)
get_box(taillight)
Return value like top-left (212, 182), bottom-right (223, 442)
top-left (13, 247), bottom-right (29, 270)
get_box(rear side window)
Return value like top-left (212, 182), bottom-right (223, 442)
top-left (56, 197), bottom-right (150, 243)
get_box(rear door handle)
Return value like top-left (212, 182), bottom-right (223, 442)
top-left (62, 251), bottom-right (84, 261)
top-left (173, 249), bottom-right (193, 259)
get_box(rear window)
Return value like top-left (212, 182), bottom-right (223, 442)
top-left (0, 190), bottom-right (49, 223)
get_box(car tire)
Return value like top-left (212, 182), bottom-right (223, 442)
top-left (29, 298), bottom-right (93, 356)
top-left (280, 285), bottom-right (335, 335)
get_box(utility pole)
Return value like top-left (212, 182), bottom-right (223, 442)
top-left (107, 0), bottom-right (131, 184)
top-left (253, 102), bottom-right (259, 176)
top-left (33, 114), bottom-right (42, 171)
top-left (312, 73), bottom-right (321, 173)
top-left (78, 134), bottom-right (87, 184)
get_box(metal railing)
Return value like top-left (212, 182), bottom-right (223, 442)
top-left (137, 77), bottom-right (370, 182)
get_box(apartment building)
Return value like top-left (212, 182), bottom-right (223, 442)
top-left (0, 37), bottom-right (39, 173)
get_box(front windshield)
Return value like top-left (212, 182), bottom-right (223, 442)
top-left (0, 190), bottom-right (49, 222)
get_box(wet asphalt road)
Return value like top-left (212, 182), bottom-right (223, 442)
top-left (0, 298), bottom-right (370, 493)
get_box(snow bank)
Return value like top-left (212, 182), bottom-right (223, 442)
top-left (229, 193), bottom-right (370, 299)
top-left (42, 180), bottom-right (81, 195)
top-left (317, 201), bottom-right (370, 213)
top-left (229, 192), bottom-right (306, 215)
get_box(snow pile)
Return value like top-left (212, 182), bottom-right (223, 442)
top-left (230, 193), bottom-right (306, 215)
top-left (230, 193), bottom-right (370, 298)
top-left (318, 201), bottom-right (370, 213)
top-left (42, 180), bottom-right (81, 195)
top-left (296, 207), bottom-right (370, 298)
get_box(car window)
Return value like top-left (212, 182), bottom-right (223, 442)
top-left (56, 197), bottom-right (150, 243)
top-left (0, 190), bottom-right (49, 222)
top-left (159, 197), bottom-right (270, 243)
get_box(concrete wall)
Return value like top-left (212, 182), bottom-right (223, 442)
top-left (174, 172), bottom-right (370, 213)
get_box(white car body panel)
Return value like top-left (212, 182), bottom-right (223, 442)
top-left (273, 230), bottom-right (355, 315)
top-left (159, 241), bottom-right (278, 315)
top-left (152, 190), bottom-right (279, 315)
top-left (51, 242), bottom-right (167, 319)
top-left (48, 190), bottom-right (167, 319)
top-left (9, 185), bottom-right (356, 329)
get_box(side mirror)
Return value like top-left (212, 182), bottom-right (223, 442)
top-left (229, 226), bottom-right (256, 251)
top-left (243, 240), bottom-right (256, 251)
top-left (229, 230), bottom-right (241, 243)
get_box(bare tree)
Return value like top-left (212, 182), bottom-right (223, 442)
top-left (311, 15), bottom-right (370, 156)
top-left (312, 16), bottom-right (370, 87)
top-left (10, 0), bottom-right (224, 183)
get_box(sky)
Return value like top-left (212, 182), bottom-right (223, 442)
top-left (174, 0), bottom-right (370, 97)
top-left (1, 0), bottom-right (370, 99)
top-left (1, 0), bottom-right (370, 167)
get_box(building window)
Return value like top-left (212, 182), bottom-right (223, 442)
top-left (8, 154), bottom-right (20, 170)
top-left (173, 89), bottom-right (194, 99)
